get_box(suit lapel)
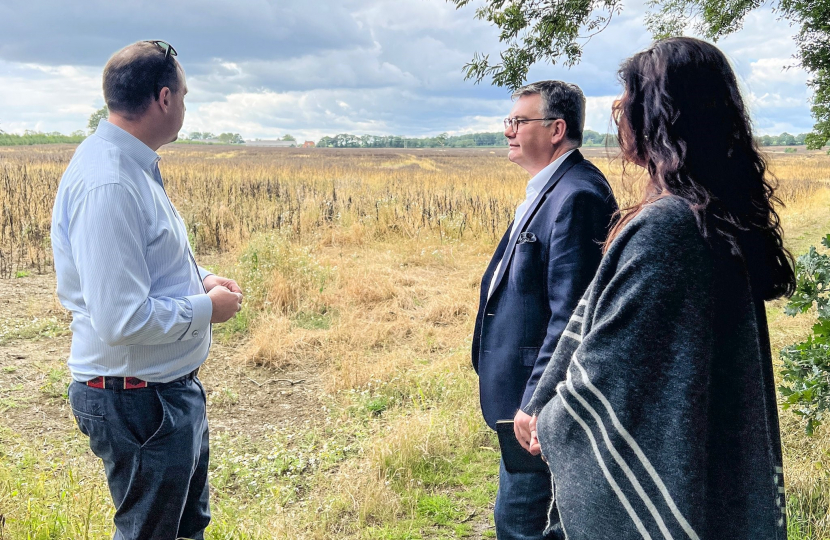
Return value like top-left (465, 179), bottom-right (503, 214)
top-left (486, 150), bottom-right (584, 302)
top-left (479, 222), bottom-right (513, 306)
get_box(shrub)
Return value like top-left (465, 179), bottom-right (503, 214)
top-left (780, 234), bottom-right (830, 434)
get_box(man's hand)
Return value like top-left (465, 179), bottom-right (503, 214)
top-left (203, 274), bottom-right (243, 295)
top-left (514, 410), bottom-right (535, 452)
top-left (208, 285), bottom-right (243, 323)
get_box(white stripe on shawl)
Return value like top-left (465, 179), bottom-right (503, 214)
top-left (572, 356), bottom-right (701, 540)
top-left (566, 361), bottom-right (674, 539)
top-left (555, 380), bottom-right (654, 540)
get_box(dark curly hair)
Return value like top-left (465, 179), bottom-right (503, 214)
top-left (606, 36), bottom-right (795, 300)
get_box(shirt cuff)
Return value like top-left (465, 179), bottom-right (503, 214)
top-left (184, 293), bottom-right (213, 339)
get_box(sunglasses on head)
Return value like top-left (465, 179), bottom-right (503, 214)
top-left (146, 40), bottom-right (177, 61)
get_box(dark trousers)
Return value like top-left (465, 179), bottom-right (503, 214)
top-left (495, 458), bottom-right (560, 540)
top-left (68, 377), bottom-right (210, 540)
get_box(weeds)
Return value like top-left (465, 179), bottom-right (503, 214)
top-left (0, 317), bottom-right (69, 345)
top-left (1, 146), bottom-right (829, 538)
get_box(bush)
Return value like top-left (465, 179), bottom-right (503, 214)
top-left (780, 234), bottom-right (830, 434)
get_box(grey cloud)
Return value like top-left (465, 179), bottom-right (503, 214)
top-left (0, 0), bottom-right (372, 66)
top-left (187, 87), bottom-right (509, 139)
top-left (0, 0), bottom-right (814, 138)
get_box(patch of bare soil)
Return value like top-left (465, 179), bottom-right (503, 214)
top-left (0, 272), bottom-right (323, 442)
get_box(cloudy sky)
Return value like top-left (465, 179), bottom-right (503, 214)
top-left (0, 0), bottom-right (813, 141)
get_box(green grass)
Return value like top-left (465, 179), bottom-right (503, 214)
top-left (209, 387), bottom-right (240, 408)
top-left (0, 358), bottom-right (499, 539)
top-left (293, 309), bottom-right (334, 330)
top-left (787, 472), bottom-right (830, 540)
top-left (211, 233), bottom-right (332, 343)
top-left (40, 366), bottom-right (71, 401)
top-left (0, 428), bottom-right (112, 539)
top-left (0, 317), bottom-right (69, 345)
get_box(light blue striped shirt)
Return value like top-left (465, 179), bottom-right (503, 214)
top-left (51, 120), bottom-right (213, 383)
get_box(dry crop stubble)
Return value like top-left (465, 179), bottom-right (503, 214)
top-left (2, 144), bottom-right (830, 538)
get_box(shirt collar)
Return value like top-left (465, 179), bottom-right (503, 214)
top-left (94, 120), bottom-right (160, 173)
top-left (525, 149), bottom-right (576, 198)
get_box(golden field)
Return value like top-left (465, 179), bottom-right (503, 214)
top-left (0, 143), bottom-right (828, 539)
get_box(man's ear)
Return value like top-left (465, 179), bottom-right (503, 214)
top-left (550, 119), bottom-right (568, 146)
top-left (157, 87), bottom-right (172, 112)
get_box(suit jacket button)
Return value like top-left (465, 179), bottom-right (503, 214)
top-left (192, 330), bottom-right (199, 337)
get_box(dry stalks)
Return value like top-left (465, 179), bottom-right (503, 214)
top-left (3, 145), bottom-right (827, 279)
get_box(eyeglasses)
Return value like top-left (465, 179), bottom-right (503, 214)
top-left (145, 40), bottom-right (178, 99)
top-left (503, 117), bottom-right (557, 134)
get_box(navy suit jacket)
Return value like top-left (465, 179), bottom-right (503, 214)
top-left (472, 150), bottom-right (618, 429)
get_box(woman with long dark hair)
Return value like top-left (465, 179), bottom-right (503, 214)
top-left (519, 37), bottom-right (795, 539)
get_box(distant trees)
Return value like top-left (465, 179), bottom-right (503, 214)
top-left (582, 130), bottom-right (618, 147)
top-left (0, 131), bottom-right (86, 146)
top-left (314, 130), bottom-right (616, 148)
top-left (757, 133), bottom-right (810, 146)
top-left (317, 132), bottom-right (510, 148)
top-left (88, 106), bottom-right (108, 133)
top-left (281, 134), bottom-right (296, 141)
top-left (313, 129), bottom-right (816, 149)
top-left (182, 132), bottom-right (244, 144)
top-left (188, 131), bottom-right (216, 141)
top-left (217, 133), bottom-right (245, 144)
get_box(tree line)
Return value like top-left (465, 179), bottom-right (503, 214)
top-left (0, 130), bottom-right (86, 146)
top-left (315, 130), bottom-right (817, 149)
top-left (0, 106), bottom-right (821, 149)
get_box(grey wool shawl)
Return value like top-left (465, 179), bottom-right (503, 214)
top-left (524, 196), bottom-right (786, 540)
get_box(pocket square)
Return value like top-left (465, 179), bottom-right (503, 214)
top-left (517, 232), bottom-right (537, 244)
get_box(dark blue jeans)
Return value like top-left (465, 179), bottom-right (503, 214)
top-left (495, 458), bottom-right (561, 540)
top-left (68, 376), bottom-right (210, 540)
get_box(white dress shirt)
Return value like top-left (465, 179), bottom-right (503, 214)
top-left (51, 120), bottom-right (213, 382)
top-left (488, 149), bottom-right (575, 298)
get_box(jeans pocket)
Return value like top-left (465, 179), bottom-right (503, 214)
top-left (139, 389), bottom-right (172, 449)
top-left (195, 376), bottom-right (207, 402)
top-left (68, 381), bottom-right (105, 424)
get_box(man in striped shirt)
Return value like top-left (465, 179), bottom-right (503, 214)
top-left (51, 41), bottom-right (243, 540)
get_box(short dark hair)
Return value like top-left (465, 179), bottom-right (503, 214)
top-left (512, 81), bottom-right (585, 145)
top-left (103, 41), bottom-right (181, 119)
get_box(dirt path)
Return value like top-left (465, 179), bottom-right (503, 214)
top-left (0, 272), bottom-right (324, 442)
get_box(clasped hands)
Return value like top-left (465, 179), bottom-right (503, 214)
top-left (204, 275), bottom-right (244, 323)
top-left (514, 410), bottom-right (543, 457)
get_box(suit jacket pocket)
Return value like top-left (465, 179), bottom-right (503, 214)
top-left (510, 242), bottom-right (543, 293)
top-left (520, 347), bottom-right (540, 367)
